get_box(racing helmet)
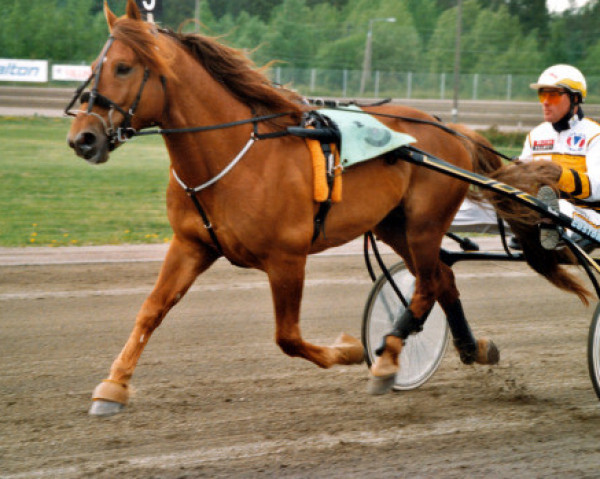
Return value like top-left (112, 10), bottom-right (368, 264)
top-left (530, 64), bottom-right (587, 103)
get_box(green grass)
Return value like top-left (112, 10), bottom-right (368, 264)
top-left (0, 116), bottom-right (172, 246)
top-left (0, 117), bottom-right (525, 247)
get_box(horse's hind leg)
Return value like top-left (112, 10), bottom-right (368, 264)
top-left (89, 236), bottom-right (218, 416)
top-left (367, 220), bottom-right (498, 394)
top-left (266, 254), bottom-right (364, 368)
top-left (366, 217), bottom-right (441, 392)
top-left (439, 283), bottom-right (499, 366)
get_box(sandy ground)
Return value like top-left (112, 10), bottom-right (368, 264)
top-left (2, 239), bottom-right (600, 478)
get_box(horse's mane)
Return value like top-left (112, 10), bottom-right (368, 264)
top-left (111, 19), bottom-right (304, 123)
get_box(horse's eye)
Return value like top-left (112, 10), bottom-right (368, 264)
top-left (116, 63), bottom-right (132, 76)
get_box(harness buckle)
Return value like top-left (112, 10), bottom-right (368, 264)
top-left (116, 127), bottom-right (136, 143)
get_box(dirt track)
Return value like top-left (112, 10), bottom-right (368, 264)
top-left (2, 241), bottom-right (600, 478)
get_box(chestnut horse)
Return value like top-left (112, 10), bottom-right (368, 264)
top-left (67, 1), bottom-right (587, 415)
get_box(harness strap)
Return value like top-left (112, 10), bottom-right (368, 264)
top-left (124, 69), bottom-right (150, 124)
top-left (187, 191), bottom-right (224, 256)
top-left (172, 137), bottom-right (256, 194)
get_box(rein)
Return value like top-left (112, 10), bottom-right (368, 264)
top-left (64, 34), bottom-right (513, 259)
top-left (314, 105), bottom-right (515, 163)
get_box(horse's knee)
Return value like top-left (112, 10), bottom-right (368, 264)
top-left (136, 295), bottom-right (177, 332)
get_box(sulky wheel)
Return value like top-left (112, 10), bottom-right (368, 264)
top-left (588, 302), bottom-right (600, 400)
top-left (362, 261), bottom-right (449, 390)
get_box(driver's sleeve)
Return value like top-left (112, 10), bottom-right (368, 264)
top-left (557, 134), bottom-right (600, 200)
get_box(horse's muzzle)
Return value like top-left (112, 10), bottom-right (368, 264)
top-left (67, 126), bottom-right (110, 164)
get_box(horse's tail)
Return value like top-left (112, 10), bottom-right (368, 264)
top-left (451, 123), bottom-right (592, 305)
top-left (448, 123), bottom-right (503, 202)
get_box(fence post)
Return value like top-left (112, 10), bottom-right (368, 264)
top-left (407, 71), bottom-right (413, 99)
top-left (472, 73), bottom-right (478, 100)
top-left (310, 68), bottom-right (316, 93)
top-left (506, 74), bottom-right (512, 101)
top-left (440, 72), bottom-right (446, 100)
top-left (374, 70), bottom-right (380, 98)
top-left (342, 69), bottom-right (348, 98)
top-left (275, 67), bottom-right (281, 85)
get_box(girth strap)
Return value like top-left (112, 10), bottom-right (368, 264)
top-left (187, 191), bottom-right (224, 256)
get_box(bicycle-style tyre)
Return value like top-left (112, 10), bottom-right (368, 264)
top-left (588, 302), bottom-right (600, 400)
top-left (362, 261), bottom-right (450, 391)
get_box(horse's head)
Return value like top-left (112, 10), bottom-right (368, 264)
top-left (67, 0), bottom-right (173, 164)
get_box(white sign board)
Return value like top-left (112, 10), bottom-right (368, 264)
top-left (0, 59), bottom-right (48, 82)
top-left (52, 64), bottom-right (92, 82)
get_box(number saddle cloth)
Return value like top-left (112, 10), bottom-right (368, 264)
top-left (305, 104), bottom-right (416, 203)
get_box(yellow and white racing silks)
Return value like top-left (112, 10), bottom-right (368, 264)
top-left (520, 115), bottom-right (600, 231)
top-left (521, 116), bottom-right (600, 201)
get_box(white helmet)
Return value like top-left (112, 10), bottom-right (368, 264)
top-left (530, 64), bottom-right (587, 102)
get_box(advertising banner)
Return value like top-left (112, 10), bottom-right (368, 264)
top-left (0, 59), bottom-right (48, 82)
top-left (52, 64), bottom-right (92, 82)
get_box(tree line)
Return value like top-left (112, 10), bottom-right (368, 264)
top-left (1, 0), bottom-right (599, 76)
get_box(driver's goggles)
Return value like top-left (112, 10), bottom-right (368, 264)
top-left (538, 89), bottom-right (567, 104)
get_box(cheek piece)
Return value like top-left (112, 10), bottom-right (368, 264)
top-left (64, 36), bottom-right (154, 150)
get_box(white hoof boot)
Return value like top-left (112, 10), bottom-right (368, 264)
top-left (89, 399), bottom-right (126, 417)
top-left (88, 379), bottom-right (128, 416)
top-left (367, 373), bottom-right (396, 395)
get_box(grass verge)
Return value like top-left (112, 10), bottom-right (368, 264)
top-left (0, 116), bottom-right (172, 246)
top-left (0, 117), bottom-right (525, 247)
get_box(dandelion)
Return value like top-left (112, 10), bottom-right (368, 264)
top-left (31, 232), bottom-right (37, 237)
top-left (70, 239), bottom-right (78, 244)
top-left (63, 233), bottom-right (69, 237)
top-left (29, 238), bottom-right (35, 243)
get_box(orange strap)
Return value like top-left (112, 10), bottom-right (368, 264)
top-left (305, 128), bottom-right (342, 203)
top-left (306, 135), bottom-right (329, 203)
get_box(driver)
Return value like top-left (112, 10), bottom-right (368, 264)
top-left (519, 64), bottom-right (600, 250)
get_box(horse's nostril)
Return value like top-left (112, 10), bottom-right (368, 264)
top-left (82, 132), bottom-right (97, 146)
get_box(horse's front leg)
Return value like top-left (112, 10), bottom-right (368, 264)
top-left (267, 255), bottom-right (364, 368)
top-left (89, 237), bottom-right (218, 416)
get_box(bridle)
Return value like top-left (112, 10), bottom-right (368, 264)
top-left (64, 36), bottom-right (153, 150)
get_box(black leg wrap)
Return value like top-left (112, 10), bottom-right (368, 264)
top-left (375, 309), bottom-right (424, 356)
top-left (446, 299), bottom-right (477, 364)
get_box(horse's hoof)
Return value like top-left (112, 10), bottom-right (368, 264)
top-left (333, 333), bottom-right (365, 365)
top-left (367, 373), bottom-right (396, 395)
top-left (89, 399), bottom-right (126, 417)
top-left (476, 339), bottom-right (500, 365)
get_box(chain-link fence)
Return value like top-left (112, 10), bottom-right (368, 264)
top-left (270, 67), bottom-right (600, 103)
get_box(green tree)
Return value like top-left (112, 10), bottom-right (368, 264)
top-left (426, 0), bottom-right (483, 72)
top-left (405, 0), bottom-right (444, 45)
top-left (464, 5), bottom-right (522, 73)
top-left (259, 0), bottom-right (318, 67)
top-left (580, 40), bottom-right (600, 76)
top-left (482, 0), bottom-right (549, 38)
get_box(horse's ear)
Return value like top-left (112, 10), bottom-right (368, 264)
top-left (104, 1), bottom-right (117, 32)
top-left (126, 0), bottom-right (142, 21)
